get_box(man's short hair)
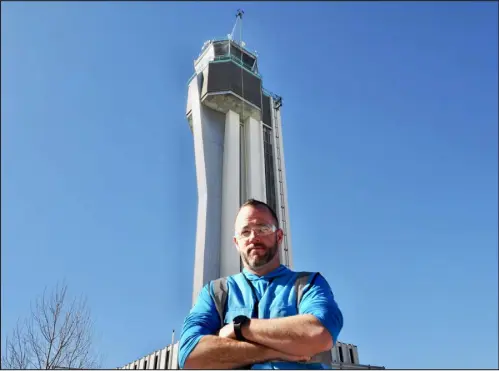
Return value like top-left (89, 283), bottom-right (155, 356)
top-left (239, 199), bottom-right (279, 227)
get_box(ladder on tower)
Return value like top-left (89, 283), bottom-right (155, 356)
top-left (272, 96), bottom-right (290, 267)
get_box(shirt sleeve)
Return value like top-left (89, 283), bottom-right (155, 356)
top-left (178, 283), bottom-right (221, 369)
top-left (298, 273), bottom-right (343, 345)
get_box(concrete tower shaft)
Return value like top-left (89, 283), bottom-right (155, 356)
top-left (185, 38), bottom-right (293, 304)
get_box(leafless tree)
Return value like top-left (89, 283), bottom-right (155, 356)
top-left (2, 283), bottom-right (100, 369)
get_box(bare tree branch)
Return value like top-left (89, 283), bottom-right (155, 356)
top-left (2, 283), bottom-right (100, 369)
top-left (1, 320), bottom-right (31, 369)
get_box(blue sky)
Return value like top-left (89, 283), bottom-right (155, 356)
top-left (2, 2), bottom-right (497, 369)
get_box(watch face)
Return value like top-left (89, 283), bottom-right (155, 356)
top-left (233, 315), bottom-right (248, 325)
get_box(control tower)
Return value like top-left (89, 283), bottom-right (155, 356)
top-left (185, 12), bottom-right (293, 303)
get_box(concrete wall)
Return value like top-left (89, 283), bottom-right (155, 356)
top-left (194, 44), bottom-right (214, 74)
top-left (170, 343), bottom-right (179, 369)
top-left (332, 342), bottom-right (359, 365)
top-left (188, 74), bottom-right (225, 304)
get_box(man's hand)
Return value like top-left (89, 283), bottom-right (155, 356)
top-left (218, 324), bottom-right (236, 339)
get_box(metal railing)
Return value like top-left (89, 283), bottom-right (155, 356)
top-left (262, 87), bottom-right (279, 99)
top-left (197, 37), bottom-right (257, 59)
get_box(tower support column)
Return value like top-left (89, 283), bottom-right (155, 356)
top-left (189, 77), bottom-right (224, 304)
top-left (220, 110), bottom-right (241, 277)
top-left (244, 116), bottom-right (266, 202)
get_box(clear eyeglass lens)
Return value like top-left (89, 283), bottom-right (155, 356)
top-left (237, 225), bottom-right (275, 239)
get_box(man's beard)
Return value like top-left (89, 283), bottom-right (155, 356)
top-left (241, 238), bottom-right (279, 270)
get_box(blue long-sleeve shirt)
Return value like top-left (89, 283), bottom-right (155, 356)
top-left (179, 265), bottom-right (343, 369)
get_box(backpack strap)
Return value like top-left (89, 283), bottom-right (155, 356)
top-left (295, 272), bottom-right (333, 367)
top-left (210, 277), bottom-right (228, 326)
top-left (294, 271), bottom-right (314, 308)
top-left (210, 276), bottom-right (252, 370)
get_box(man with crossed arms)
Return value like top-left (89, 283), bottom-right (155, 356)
top-left (179, 199), bottom-right (343, 369)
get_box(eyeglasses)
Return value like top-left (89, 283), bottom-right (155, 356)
top-left (235, 224), bottom-right (277, 240)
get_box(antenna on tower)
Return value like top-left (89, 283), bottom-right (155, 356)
top-left (229, 9), bottom-right (245, 46)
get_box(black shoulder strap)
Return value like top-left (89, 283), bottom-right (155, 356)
top-left (210, 277), bottom-right (228, 325)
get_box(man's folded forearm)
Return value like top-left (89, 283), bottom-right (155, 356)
top-left (183, 335), bottom-right (290, 369)
top-left (241, 315), bottom-right (333, 357)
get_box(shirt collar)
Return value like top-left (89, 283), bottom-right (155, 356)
top-left (242, 264), bottom-right (289, 281)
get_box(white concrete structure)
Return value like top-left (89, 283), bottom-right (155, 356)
top-left (185, 38), bottom-right (294, 303)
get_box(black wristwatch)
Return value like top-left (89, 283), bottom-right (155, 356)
top-left (232, 315), bottom-right (250, 341)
